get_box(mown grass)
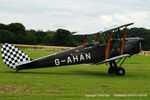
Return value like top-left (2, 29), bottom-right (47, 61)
top-left (0, 48), bottom-right (150, 100)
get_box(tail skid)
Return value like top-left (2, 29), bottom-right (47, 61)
top-left (1, 43), bottom-right (32, 70)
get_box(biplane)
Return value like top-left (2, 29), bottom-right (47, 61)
top-left (1, 23), bottom-right (143, 75)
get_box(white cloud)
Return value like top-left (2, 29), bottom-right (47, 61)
top-left (0, 0), bottom-right (150, 32)
top-left (99, 15), bottom-right (114, 26)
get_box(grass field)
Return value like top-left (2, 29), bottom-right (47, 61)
top-left (0, 48), bottom-right (150, 100)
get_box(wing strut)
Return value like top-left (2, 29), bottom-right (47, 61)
top-left (121, 28), bottom-right (127, 54)
top-left (105, 31), bottom-right (112, 59)
top-left (82, 35), bottom-right (87, 48)
top-left (96, 33), bottom-right (100, 42)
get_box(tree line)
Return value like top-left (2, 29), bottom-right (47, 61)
top-left (0, 22), bottom-right (150, 50)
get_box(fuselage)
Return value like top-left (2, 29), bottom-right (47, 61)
top-left (18, 37), bottom-right (143, 70)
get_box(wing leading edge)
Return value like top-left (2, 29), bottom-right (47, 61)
top-left (95, 54), bottom-right (131, 65)
top-left (73, 22), bottom-right (134, 35)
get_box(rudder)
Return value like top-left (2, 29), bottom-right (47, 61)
top-left (1, 43), bottom-right (32, 70)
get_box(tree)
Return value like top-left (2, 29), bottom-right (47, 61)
top-left (44, 31), bottom-right (55, 45)
top-left (1, 22), bottom-right (150, 50)
top-left (0, 23), bottom-right (7, 30)
top-left (53, 29), bottom-right (77, 46)
top-left (35, 31), bottom-right (47, 44)
top-left (7, 23), bottom-right (26, 35)
top-left (25, 31), bottom-right (36, 45)
top-left (0, 29), bottom-right (15, 43)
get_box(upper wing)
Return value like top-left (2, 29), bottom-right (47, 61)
top-left (95, 54), bottom-right (131, 65)
top-left (73, 32), bottom-right (100, 35)
top-left (101, 22), bottom-right (134, 33)
top-left (72, 22), bottom-right (134, 35)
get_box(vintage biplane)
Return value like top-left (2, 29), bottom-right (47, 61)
top-left (1, 23), bottom-right (143, 75)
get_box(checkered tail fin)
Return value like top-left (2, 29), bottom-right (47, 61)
top-left (1, 43), bottom-right (32, 70)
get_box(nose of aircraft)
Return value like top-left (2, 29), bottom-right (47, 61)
top-left (139, 38), bottom-right (144, 42)
top-left (139, 38), bottom-right (144, 52)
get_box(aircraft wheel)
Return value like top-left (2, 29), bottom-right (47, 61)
top-left (116, 67), bottom-right (125, 76)
top-left (108, 67), bottom-right (116, 74)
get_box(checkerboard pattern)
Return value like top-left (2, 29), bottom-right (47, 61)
top-left (1, 43), bottom-right (32, 69)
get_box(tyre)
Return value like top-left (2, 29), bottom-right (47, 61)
top-left (116, 67), bottom-right (125, 76)
top-left (108, 67), bottom-right (116, 74)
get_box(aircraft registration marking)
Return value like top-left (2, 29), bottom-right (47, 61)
top-left (54, 52), bottom-right (91, 66)
top-left (61, 60), bottom-right (66, 62)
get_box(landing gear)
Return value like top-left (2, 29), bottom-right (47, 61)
top-left (108, 67), bottom-right (116, 74)
top-left (16, 66), bottom-right (19, 73)
top-left (108, 59), bottom-right (126, 76)
top-left (116, 67), bottom-right (125, 75)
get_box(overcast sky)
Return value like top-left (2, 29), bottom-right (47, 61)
top-left (0, 0), bottom-right (150, 33)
